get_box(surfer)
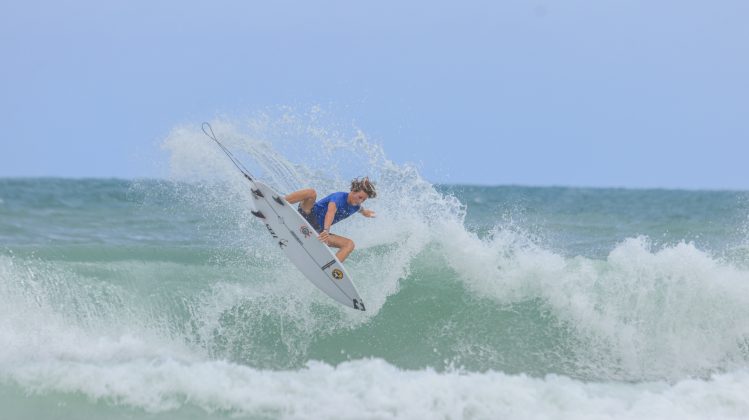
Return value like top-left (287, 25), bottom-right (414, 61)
top-left (284, 177), bottom-right (377, 262)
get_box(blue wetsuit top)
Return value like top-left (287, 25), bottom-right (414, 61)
top-left (312, 192), bottom-right (361, 231)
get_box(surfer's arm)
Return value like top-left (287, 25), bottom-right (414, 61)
top-left (323, 202), bottom-right (337, 231)
top-left (318, 202), bottom-right (337, 243)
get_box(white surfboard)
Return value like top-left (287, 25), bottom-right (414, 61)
top-left (247, 181), bottom-right (365, 311)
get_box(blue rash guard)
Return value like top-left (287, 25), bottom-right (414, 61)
top-left (307, 192), bottom-right (360, 233)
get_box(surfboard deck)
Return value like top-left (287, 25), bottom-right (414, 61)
top-left (248, 180), bottom-right (365, 311)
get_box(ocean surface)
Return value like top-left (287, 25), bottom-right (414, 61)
top-left (2, 122), bottom-right (749, 419)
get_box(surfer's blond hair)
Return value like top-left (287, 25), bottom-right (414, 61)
top-left (350, 177), bottom-right (377, 198)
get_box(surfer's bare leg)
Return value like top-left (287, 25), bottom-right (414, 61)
top-left (325, 234), bottom-right (355, 262)
top-left (284, 189), bottom-right (316, 213)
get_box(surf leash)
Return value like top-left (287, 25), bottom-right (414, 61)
top-left (201, 122), bottom-right (255, 181)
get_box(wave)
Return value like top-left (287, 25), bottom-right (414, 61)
top-left (2, 112), bottom-right (749, 416)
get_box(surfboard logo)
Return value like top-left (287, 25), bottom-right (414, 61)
top-left (332, 269), bottom-right (344, 280)
top-left (300, 225), bottom-right (312, 238)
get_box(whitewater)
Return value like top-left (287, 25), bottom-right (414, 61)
top-left (1, 115), bottom-right (749, 419)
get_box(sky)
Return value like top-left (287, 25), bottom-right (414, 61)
top-left (1, 0), bottom-right (747, 189)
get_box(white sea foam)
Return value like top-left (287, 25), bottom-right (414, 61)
top-left (4, 355), bottom-right (749, 419)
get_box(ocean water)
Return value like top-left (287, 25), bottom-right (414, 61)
top-left (2, 120), bottom-right (749, 419)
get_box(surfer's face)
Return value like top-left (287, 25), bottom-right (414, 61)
top-left (349, 191), bottom-right (369, 205)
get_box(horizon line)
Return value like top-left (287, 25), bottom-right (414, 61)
top-left (1, 176), bottom-right (747, 194)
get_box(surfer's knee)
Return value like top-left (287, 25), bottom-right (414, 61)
top-left (304, 188), bottom-right (317, 201)
top-left (291, 188), bottom-right (316, 204)
top-left (346, 238), bottom-right (355, 251)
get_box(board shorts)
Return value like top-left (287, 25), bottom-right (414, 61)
top-left (298, 204), bottom-right (323, 233)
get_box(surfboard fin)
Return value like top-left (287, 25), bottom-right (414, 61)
top-left (251, 210), bottom-right (265, 219)
top-left (353, 299), bottom-right (366, 311)
top-left (273, 195), bottom-right (285, 206)
top-left (251, 188), bottom-right (264, 198)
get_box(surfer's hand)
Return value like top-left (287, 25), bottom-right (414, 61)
top-left (362, 209), bottom-right (377, 218)
top-left (319, 230), bottom-right (330, 244)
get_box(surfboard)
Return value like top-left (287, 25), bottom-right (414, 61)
top-left (201, 122), bottom-right (365, 311)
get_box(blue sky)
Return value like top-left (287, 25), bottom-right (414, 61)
top-left (1, 1), bottom-right (747, 189)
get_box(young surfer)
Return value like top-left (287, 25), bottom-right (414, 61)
top-left (284, 177), bottom-right (377, 263)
